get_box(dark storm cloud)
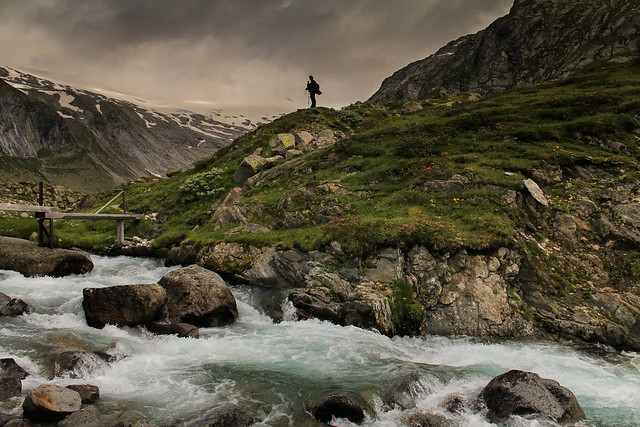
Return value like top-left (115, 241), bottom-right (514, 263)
top-left (0, 0), bottom-right (513, 110)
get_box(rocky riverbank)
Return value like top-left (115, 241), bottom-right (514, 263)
top-left (0, 237), bottom-right (93, 277)
top-left (165, 234), bottom-right (640, 352)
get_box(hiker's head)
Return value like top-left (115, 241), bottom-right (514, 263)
top-left (309, 75), bottom-right (314, 80)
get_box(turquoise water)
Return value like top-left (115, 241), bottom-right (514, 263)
top-left (0, 256), bottom-right (638, 426)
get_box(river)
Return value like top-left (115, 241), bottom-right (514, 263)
top-left (0, 256), bottom-right (638, 426)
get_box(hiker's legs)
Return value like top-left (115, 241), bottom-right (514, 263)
top-left (310, 93), bottom-right (316, 107)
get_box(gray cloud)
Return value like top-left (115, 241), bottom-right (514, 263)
top-left (0, 0), bottom-right (513, 111)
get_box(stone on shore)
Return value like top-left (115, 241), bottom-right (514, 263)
top-left (0, 237), bottom-right (93, 277)
top-left (22, 384), bottom-right (81, 422)
top-left (158, 265), bottom-right (239, 327)
top-left (480, 370), bottom-right (585, 423)
top-left (82, 283), bottom-right (167, 329)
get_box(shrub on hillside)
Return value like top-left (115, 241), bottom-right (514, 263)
top-left (178, 168), bottom-right (225, 202)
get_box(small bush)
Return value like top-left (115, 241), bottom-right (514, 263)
top-left (389, 278), bottom-right (424, 335)
top-left (337, 109), bottom-right (363, 125)
top-left (178, 168), bottom-right (226, 202)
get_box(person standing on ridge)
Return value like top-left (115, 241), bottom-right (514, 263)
top-left (306, 75), bottom-right (321, 107)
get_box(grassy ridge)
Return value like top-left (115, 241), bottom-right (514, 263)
top-left (3, 60), bottom-right (639, 255)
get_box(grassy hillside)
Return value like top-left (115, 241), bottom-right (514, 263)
top-left (3, 61), bottom-right (640, 257)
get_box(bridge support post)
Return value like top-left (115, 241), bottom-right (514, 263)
top-left (116, 220), bottom-right (125, 244)
top-left (49, 219), bottom-right (54, 248)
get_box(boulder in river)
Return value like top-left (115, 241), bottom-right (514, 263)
top-left (308, 393), bottom-right (365, 424)
top-left (65, 384), bottom-right (100, 404)
top-left (203, 403), bottom-right (252, 427)
top-left (145, 321), bottom-right (200, 338)
top-left (0, 358), bottom-right (28, 401)
top-left (82, 283), bottom-right (168, 329)
top-left (22, 384), bottom-right (81, 422)
top-left (0, 236), bottom-right (93, 277)
top-left (158, 265), bottom-right (238, 327)
top-left (480, 369), bottom-right (585, 423)
top-left (0, 292), bottom-right (30, 317)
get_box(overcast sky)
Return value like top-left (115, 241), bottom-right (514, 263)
top-left (0, 0), bottom-right (513, 113)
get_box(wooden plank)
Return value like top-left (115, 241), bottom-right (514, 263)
top-left (0, 203), bottom-right (59, 213)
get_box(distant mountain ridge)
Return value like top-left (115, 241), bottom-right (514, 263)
top-left (0, 67), bottom-right (280, 191)
top-left (369, 0), bottom-right (640, 102)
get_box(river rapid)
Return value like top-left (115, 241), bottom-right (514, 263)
top-left (0, 256), bottom-right (638, 426)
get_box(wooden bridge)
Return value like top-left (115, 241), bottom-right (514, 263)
top-left (0, 202), bottom-right (143, 248)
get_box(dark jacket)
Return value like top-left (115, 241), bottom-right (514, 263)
top-left (306, 80), bottom-right (320, 94)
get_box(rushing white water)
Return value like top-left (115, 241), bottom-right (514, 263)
top-left (0, 256), bottom-right (638, 426)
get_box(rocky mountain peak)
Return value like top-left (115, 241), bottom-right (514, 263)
top-left (0, 67), bottom-right (280, 191)
top-left (369, 0), bottom-right (640, 102)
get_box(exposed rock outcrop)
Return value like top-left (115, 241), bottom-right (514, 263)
top-left (158, 264), bottom-right (239, 327)
top-left (0, 237), bottom-right (93, 277)
top-left (82, 283), bottom-right (167, 329)
top-left (232, 129), bottom-right (343, 184)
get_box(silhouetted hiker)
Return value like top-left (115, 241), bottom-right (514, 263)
top-left (306, 75), bottom-right (321, 107)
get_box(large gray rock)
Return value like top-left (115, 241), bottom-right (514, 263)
top-left (288, 271), bottom-right (394, 336)
top-left (57, 404), bottom-right (101, 426)
top-left (165, 245), bottom-right (198, 267)
top-left (65, 384), bottom-right (100, 404)
top-left (0, 237), bottom-right (93, 277)
top-left (82, 283), bottom-right (167, 328)
top-left (523, 178), bottom-right (548, 207)
top-left (43, 349), bottom-right (106, 379)
top-left (0, 292), bottom-right (30, 316)
top-left (203, 403), bottom-right (252, 427)
top-left (480, 370), bottom-right (585, 423)
top-left (266, 133), bottom-right (296, 156)
top-left (158, 265), bottom-right (238, 327)
top-left (22, 384), bottom-right (81, 422)
top-left (0, 358), bottom-right (27, 401)
top-left (197, 242), bottom-right (261, 275)
top-left (233, 154), bottom-right (283, 182)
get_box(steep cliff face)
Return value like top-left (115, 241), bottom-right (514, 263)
top-left (369, 0), bottom-right (640, 102)
top-left (0, 68), bottom-right (273, 191)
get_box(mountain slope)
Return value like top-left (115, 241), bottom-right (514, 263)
top-left (0, 67), bottom-right (278, 191)
top-left (3, 60), bottom-right (640, 350)
top-left (369, 0), bottom-right (640, 102)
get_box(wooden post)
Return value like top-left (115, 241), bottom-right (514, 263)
top-left (38, 182), bottom-right (44, 246)
top-left (122, 190), bottom-right (126, 214)
top-left (49, 219), bottom-right (54, 248)
top-left (116, 220), bottom-right (124, 244)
